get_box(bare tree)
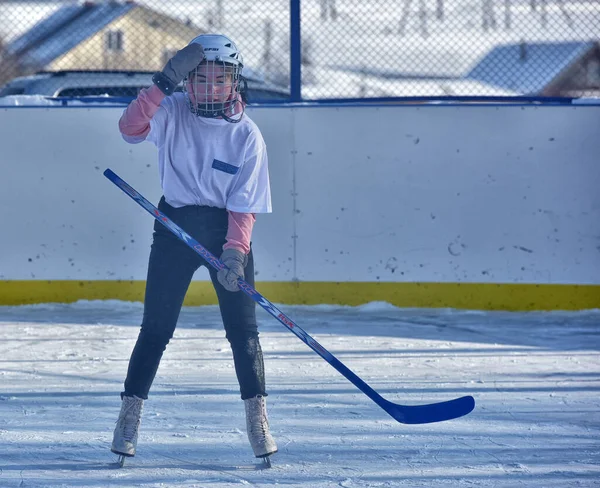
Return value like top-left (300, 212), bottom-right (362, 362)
top-left (215, 0), bottom-right (224, 29)
top-left (504, 0), bottom-right (512, 30)
top-left (419, 0), bottom-right (429, 38)
top-left (557, 0), bottom-right (573, 29)
top-left (482, 0), bottom-right (498, 31)
top-left (540, 0), bottom-right (548, 28)
top-left (262, 19), bottom-right (273, 78)
top-left (320, 0), bottom-right (338, 21)
top-left (436, 0), bottom-right (444, 21)
top-left (398, 0), bottom-right (413, 36)
top-left (0, 37), bottom-right (21, 88)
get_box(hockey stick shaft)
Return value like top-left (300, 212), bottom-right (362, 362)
top-left (104, 169), bottom-right (474, 424)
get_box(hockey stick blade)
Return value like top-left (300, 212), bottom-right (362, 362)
top-left (104, 169), bottom-right (475, 424)
top-left (380, 394), bottom-right (475, 425)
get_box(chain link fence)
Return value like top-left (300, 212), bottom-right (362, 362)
top-left (0, 0), bottom-right (598, 101)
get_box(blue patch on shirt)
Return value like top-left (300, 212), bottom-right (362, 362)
top-left (212, 159), bottom-right (239, 175)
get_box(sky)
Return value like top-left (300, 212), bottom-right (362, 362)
top-left (0, 300), bottom-right (598, 487)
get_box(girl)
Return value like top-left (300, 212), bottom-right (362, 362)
top-left (110, 34), bottom-right (277, 463)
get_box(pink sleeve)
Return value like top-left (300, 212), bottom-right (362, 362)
top-left (118, 84), bottom-right (166, 140)
top-left (224, 211), bottom-right (256, 255)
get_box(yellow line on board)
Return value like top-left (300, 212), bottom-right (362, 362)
top-left (1, 280), bottom-right (599, 311)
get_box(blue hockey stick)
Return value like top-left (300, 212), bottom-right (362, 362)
top-left (104, 168), bottom-right (475, 424)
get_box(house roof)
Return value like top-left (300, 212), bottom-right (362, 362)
top-left (465, 41), bottom-right (598, 95)
top-left (6, 2), bottom-right (135, 69)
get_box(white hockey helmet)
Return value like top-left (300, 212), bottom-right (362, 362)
top-left (189, 34), bottom-right (244, 68)
top-left (183, 34), bottom-right (246, 122)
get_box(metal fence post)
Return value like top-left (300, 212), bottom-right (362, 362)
top-left (290, 0), bottom-right (302, 102)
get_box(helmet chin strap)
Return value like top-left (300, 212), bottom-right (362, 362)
top-left (191, 96), bottom-right (244, 123)
top-left (222, 93), bottom-right (245, 123)
top-left (221, 77), bottom-right (247, 123)
top-left (190, 87), bottom-right (246, 124)
top-left (195, 101), bottom-right (228, 118)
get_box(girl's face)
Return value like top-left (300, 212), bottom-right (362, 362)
top-left (186, 61), bottom-right (234, 105)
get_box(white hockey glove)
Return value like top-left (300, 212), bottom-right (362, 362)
top-left (217, 249), bottom-right (248, 292)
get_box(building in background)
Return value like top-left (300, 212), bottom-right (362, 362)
top-left (466, 41), bottom-right (600, 97)
top-left (1, 1), bottom-right (202, 86)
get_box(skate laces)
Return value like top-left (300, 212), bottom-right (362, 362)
top-left (118, 396), bottom-right (143, 441)
top-left (248, 397), bottom-right (269, 441)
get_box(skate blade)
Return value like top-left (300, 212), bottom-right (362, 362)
top-left (111, 449), bottom-right (134, 468)
top-left (256, 451), bottom-right (277, 469)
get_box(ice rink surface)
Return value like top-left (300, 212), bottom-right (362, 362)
top-left (0, 300), bottom-right (598, 487)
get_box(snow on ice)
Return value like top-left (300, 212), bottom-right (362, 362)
top-left (0, 300), bottom-right (598, 487)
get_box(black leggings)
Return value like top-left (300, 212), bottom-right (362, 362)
top-left (123, 197), bottom-right (266, 400)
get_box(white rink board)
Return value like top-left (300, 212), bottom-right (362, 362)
top-left (292, 105), bottom-right (600, 283)
top-left (0, 104), bottom-right (599, 284)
